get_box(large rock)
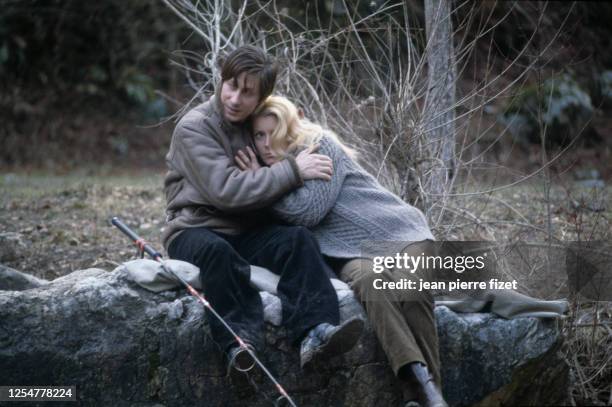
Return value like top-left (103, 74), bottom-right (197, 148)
top-left (0, 268), bottom-right (568, 406)
top-left (437, 307), bottom-right (569, 406)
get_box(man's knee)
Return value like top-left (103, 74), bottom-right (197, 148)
top-left (171, 228), bottom-right (238, 267)
top-left (194, 236), bottom-right (236, 264)
top-left (284, 225), bottom-right (313, 241)
top-left (276, 225), bottom-right (318, 251)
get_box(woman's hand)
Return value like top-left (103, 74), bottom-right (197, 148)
top-left (235, 146), bottom-right (261, 171)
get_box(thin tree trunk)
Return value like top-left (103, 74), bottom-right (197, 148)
top-left (423, 0), bottom-right (456, 206)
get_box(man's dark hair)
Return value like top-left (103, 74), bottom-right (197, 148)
top-left (219, 45), bottom-right (278, 102)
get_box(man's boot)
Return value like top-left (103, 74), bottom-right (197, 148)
top-left (403, 362), bottom-right (448, 407)
top-left (300, 316), bottom-right (364, 369)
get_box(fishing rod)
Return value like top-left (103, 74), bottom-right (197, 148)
top-left (110, 216), bottom-right (297, 407)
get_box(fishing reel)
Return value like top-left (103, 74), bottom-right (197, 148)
top-left (228, 344), bottom-right (257, 373)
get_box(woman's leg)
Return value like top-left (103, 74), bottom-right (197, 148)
top-left (338, 240), bottom-right (442, 401)
top-left (339, 259), bottom-right (440, 382)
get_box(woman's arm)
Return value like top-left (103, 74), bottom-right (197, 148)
top-left (270, 136), bottom-right (348, 227)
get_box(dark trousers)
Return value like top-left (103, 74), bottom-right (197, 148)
top-left (168, 225), bottom-right (340, 351)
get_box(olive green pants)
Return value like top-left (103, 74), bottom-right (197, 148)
top-left (335, 241), bottom-right (441, 391)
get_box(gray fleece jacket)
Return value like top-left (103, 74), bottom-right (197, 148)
top-left (162, 95), bottom-right (303, 251)
top-left (270, 134), bottom-right (435, 258)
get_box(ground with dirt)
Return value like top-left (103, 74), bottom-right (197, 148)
top-left (0, 174), bottom-right (165, 280)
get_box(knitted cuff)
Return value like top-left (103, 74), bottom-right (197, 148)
top-left (284, 155), bottom-right (304, 187)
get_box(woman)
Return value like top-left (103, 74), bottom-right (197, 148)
top-left (236, 95), bottom-right (448, 407)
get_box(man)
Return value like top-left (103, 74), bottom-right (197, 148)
top-left (162, 45), bottom-right (363, 371)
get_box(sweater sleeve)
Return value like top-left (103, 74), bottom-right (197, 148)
top-left (172, 117), bottom-right (303, 213)
top-left (270, 135), bottom-right (347, 227)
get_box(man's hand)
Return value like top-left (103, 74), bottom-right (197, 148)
top-left (235, 147), bottom-right (261, 171)
top-left (296, 144), bottom-right (333, 181)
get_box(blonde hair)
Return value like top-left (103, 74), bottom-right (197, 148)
top-left (253, 95), bottom-right (357, 159)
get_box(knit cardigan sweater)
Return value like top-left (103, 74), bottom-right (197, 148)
top-left (271, 134), bottom-right (435, 259)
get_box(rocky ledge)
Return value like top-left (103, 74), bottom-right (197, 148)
top-left (0, 266), bottom-right (569, 406)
